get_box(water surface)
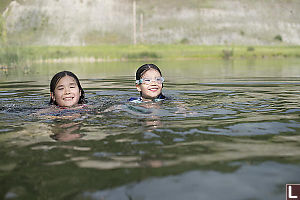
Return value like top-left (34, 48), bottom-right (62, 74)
top-left (0, 59), bottom-right (300, 199)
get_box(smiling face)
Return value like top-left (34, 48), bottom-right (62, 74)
top-left (136, 68), bottom-right (163, 102)
top-left (51, 75), bottom-right (81, 107)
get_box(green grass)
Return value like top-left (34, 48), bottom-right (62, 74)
top-left (0, 45), bottom-right (300, 65)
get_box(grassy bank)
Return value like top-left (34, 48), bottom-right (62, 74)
top-left (1, 45), bottom-right (300, 65)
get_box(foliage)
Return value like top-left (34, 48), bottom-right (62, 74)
top-left (0, 16), bottom-right (7, 44)
top-left (247, 46), bottom-right (255, 51)
top-left (274, 35), bottom-right (283, 42)
top-left (180, 38), bottom-right (189, 44)
top-left (126, 51), bottom-right (160, 59)
top-left (0, 45), bottom-right (300, 65)
top-left (0, 46), bottom-right (20, 64)
top-left (222, 49), bottom-right (234, 59)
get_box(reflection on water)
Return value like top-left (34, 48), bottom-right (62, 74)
top-left (0, 59), bottom-right (300, 199)
top-left (80, 162), bottom-right (300, 200)
top-left (50, 122), bottom-right (83, 141)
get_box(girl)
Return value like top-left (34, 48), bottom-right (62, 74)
top-left (129, 64), bottom-right (166, 103)
top-left (49, 71), bottom-right (86, 108)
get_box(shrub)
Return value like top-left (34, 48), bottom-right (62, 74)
top-left (247, 46), bottom-right (255, 51)
top-left (274, 35), bottom-right (282, 42)
top-left (126, 51), bottom-right (160, 59)
top-left (0, 47), bottom-right (20, 64)
top-left (222, 49), bottom-right (233, 59)
top-left (180, 38), bottom-right (189, 44)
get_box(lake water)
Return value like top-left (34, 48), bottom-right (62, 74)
top-left (1, 59), bottom-right (300, 199)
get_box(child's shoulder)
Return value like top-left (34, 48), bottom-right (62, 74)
top-left (34, 104), bottom-right (90, 119)
top-left (128, 94), bottom-right (168, 103)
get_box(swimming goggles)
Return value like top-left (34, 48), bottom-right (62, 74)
top-left (136, 77), bottom-right (164, 85)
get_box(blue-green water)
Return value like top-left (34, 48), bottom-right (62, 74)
top-left (0, 59), bottom-right (300, 199)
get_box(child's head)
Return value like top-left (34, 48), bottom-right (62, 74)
top-left (49, 71), bottom-right (85, 107)
top-left (135, 64), bottom-right (164, 101)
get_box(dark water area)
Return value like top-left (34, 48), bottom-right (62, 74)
top-left (0, 59), bottom-right (300, 199)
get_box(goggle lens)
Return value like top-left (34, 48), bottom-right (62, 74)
top-left (136, 77), bottom-right (164, 85)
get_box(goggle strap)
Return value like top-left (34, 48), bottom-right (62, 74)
top-left (136, 80), bottom-right (141, 84)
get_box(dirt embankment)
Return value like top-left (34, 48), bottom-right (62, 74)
top-left (1, 0), bottom-right (300, 46)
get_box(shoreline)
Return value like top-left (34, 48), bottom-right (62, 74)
top-left (1, 45), bottom-right (300, 65)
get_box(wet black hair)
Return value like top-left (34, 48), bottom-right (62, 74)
top-left (49, 71), bottom-right (86, 105)
top-left (136, 64), bottom-right (162, 80)
top-left (135, 64), bottom-right (165, 99)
